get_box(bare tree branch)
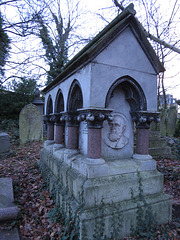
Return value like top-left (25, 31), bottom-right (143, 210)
top-left (0, 0), bottom-right (19, 6)
top-left (143, 27), bottom-right (180, 54)
top-left (113, 0), bottom-right (124, 11)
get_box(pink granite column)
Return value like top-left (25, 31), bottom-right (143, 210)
top-left (55, 124), bottom-right (64, 144)
top-left (67, 126), bottom-right (79, 149)
top-left (132, 111), bottom-right (160, 156)
top-left (88, 128), bottom-right (101, 159)
top-left (136, 128), bottom-right (149, 155)
top-left (47, 123), bottom-right (54, 140)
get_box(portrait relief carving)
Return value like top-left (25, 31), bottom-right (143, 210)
top-left (104, 113), bottom-right (129, 149)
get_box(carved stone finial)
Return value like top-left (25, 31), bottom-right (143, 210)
top-left (34, 88), bottom-right (40, 99)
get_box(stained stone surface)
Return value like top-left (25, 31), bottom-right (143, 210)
top-left (19, 104), bottom-right (43, 145)
top-left (40, 147), bottom-right (172, 240)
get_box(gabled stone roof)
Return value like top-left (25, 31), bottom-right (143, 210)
top-left (43, 3), bottom-right (165, 93)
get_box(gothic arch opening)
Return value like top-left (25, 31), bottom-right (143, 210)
top-left (46, 95), bottom-right (53, 115)
top-left (67, 80), bottom-right (83, 111)
top-left (105, 75), bottom-right (147, 112)
top-left (55, 89), bottom-right (64, 113)
top-left (103, 76), bottom-right (147, 159)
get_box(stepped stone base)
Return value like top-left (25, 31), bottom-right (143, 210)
top-left (149, 131), bottom-right (172, 158)
top-left (40, 144), bottom-right (172, 239)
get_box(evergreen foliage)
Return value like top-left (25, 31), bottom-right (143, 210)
top-left (0, 78), bottom-right (39, 120)
top-left (36, 12), bottom-right (69, 85)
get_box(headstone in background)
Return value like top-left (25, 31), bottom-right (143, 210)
top-left (160, 106), bottom-right (177, 137)
top-left (167, 106), bottom-right (177, 136)
top-left (0, 130), bottom-right (10, 156)
top-left (19, 103), bottom-right (43, 145)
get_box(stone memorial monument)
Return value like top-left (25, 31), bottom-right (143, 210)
top-left (40, 4), bottom-right (172, 239)
top-left (19, 103), bottom-right (43, 145)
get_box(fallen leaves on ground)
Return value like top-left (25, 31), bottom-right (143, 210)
top-left (0, 137), bottom-right (179, 239)
top-left (0, 141), bottom-right (64, 239)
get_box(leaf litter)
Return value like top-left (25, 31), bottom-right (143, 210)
top-left (0, 138), bottom-right (179, 239)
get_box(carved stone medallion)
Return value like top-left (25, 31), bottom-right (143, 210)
top-left (104, 113), bottom-right (129, 149)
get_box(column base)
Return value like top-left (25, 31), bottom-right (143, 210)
top-left (133, 154), bottom-right (152, 160)
top-left (53, 144), bottom-right (64, 153)
top-left (86, 158), bottom-right (105, 165)
top-left (44, 140), bottom-right (55, 148)
top-left (64, 149), bottom-right (79, 165)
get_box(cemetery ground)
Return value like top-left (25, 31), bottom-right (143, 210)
top-left (0, 121), bottom-right (179, 240)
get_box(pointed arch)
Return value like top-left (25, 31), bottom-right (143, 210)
top-left (46, 95), bottom-right (53, 115)
top-left (67, 80), bottom-right (83, 111)
top-left (105, 76), bottom-right (147, 111)
top-left (54, 89), bottom-right (64, 113)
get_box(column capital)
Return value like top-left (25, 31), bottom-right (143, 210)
top-left (53, 113), bottom-right (65, 126)
top-left (43, 114), bottom-right (50, 124)
top-left (131, 111), bottom-right (160, 129)
top-left (77, 108), bottom-right (113, 129)
top-left (49, 113), bottom-right (56, 124)
top-left (61, 111), bottom-right (79, 127)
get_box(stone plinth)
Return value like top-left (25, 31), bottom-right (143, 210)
top-left (40, 145), bottom-right (172, 239)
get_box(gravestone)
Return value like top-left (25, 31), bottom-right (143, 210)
top-left (160, 106), bottom-right (177, 137)
top-left (19, 104), bottom-right (43, 145)
top-left (149, 122), bottom-right (172, 158)
top-left (0, 130), bottom-right (10, 156)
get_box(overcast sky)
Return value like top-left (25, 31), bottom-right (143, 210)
top-left (3, 0), bottom-right (180, 100)
top-left (83, 0), bottom-right (180, 100)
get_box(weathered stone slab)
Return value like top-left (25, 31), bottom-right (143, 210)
top-left (0, 228), bottom-right (20, 240)
top-left (0, 132), bottom-right (10, 156)
top-left (0, 178), bottom-right (14, 206)
top-left (0, 207), bottom-right (18, 221)
top-left (0, 178), bottom-right (18, 221)
top-left (19, 103), bottom-right (43, 144)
